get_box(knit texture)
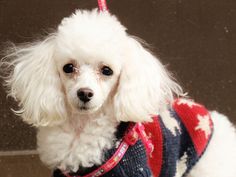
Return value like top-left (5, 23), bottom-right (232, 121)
top-left (53, 99), bottom-right (213, 177)
top-left (144, 99), bottom-right (213, 177)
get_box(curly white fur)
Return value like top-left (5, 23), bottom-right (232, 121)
top-left (1, 9), bottom-right (236, 176)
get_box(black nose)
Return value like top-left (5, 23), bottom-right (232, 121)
top-left (77, 88), bottom-right (94, 103)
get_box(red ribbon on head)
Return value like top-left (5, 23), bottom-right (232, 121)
top-left (97, 0), bottom-right (108, 11)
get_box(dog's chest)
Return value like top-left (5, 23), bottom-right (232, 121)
top-left (37, 115), bottom-right (118, 172)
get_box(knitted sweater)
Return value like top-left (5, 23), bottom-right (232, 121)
top-left (53, 99), bottom-right (213, 177)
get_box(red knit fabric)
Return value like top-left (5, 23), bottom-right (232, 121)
top-left (173, 99), bottom-right (213, 156)
top-left (143, 99), bottom-right (213, 176)
top-left (144, 116), bottom-right (163, 177)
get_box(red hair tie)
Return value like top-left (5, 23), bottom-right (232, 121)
top-left (97, 0), bottom-right (108, 12)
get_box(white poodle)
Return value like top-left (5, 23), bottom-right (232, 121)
top-left (1, 9), bottom-right (236, 177)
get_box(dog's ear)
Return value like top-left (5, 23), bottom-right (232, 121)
top-left (114, 37), bottom-right (183, 122)
top-left (1, 36), bottom-right (66, 126)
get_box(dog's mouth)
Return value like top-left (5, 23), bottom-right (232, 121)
top-left (78, 104), bottom-right (100, 114)
top-left (80, 106), bottom-right (89, 110)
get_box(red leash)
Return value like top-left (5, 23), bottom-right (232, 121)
top-left (97, 0), bottom-right (108, 11)
top-left (63, 123), bottom-right (153, 177)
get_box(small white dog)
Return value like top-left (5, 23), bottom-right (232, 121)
top-left (1, 9), bottom-right (236, 177)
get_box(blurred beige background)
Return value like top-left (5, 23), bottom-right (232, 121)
top-left (0, 0), bottom-right (235, 176)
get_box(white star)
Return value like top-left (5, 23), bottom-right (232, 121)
top-left (160, 110), bottom-right (181, 136)
top-left (195, 114), bottom-right (211, 138)
top-left (177, 99), bottom-right (200, 108)
top-left (174, 152), bottom-right (188, 177)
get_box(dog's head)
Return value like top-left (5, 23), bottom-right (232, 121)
top-left (1, 9), bottom-right (183, 126)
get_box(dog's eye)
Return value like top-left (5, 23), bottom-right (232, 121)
top-left (101, 66), bottom-right (113, 76)
top-left (63, 63), bottom-right (74, 73)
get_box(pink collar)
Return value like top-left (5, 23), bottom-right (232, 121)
top-left (64, 123), bottom-right (153, 177)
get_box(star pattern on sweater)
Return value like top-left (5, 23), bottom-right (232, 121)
top-left (195, 114), bottom-right (211, 139)
top-left (161, 110), bottom-right (181, 136)
top-left (177, 99), bottom-right (200, 108)
top-left (174, 152), bottom-right (188, 177)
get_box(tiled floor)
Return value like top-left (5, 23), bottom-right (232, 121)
top-left (0, 154), bottom-right (51, 177)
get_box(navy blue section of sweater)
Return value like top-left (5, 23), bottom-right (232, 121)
top-left (158, 109), bottom-right (198, 177)
top-left (158, 114), bottom-right (180, 177)
top-left (170, 110), bottom-right (198, 177)
top-left (102, 140), bottom-right (152, 177)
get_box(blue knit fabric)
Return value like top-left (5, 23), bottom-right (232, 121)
top-left (52, 140), bottom-right (152, 177)
top-left (53, 107), bottom-right (212, 177)
top-left (102, 140), bottom-right (152, 177)
top-left (158, 109), bottom-right (199, 177)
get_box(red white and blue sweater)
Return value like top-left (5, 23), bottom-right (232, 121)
top-left (53, 99), bottom-right (213, 177)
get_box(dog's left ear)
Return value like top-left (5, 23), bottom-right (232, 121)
top-left (114, 37), bottom-right (183, 122)
top-left (1, 36), bottom-right (67, 127)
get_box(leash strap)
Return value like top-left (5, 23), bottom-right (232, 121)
top-left (78, 141), bottom-right (129, 177)
top-left (63, 123), bottom-right (153, 177)
top-left (136, 123), bottom-right (154, 154)
top-left (97, 0), bottom-right (108, 11)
